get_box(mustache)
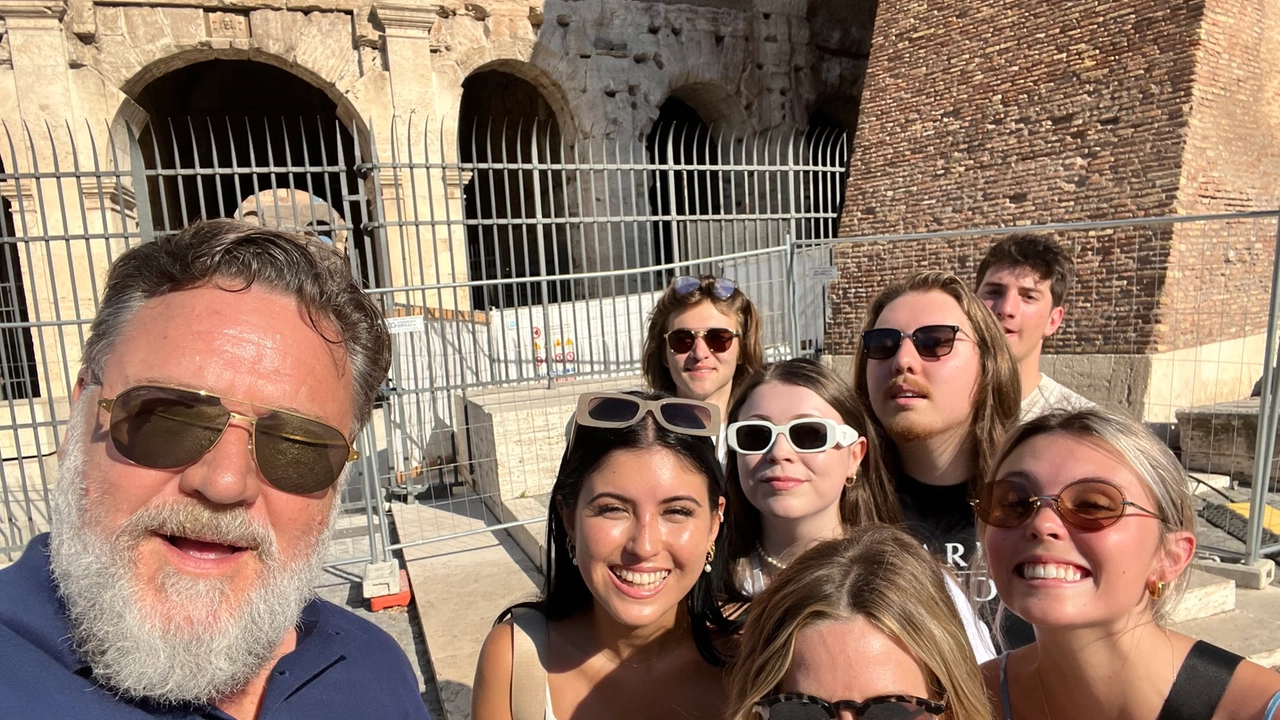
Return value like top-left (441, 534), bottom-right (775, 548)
top-left (118, 501), bottom-right (276, 557)
top-left (884, 376), bottom-right (930, 400)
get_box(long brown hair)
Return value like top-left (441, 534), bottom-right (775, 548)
top-left (851, 271), bottom-right (1021, 496)
top-left (641, 275), bottom-right (763, 395)
top-left (724, 359), bottom-right (902, 571)
top-left (724, 525), bottom-right (993, 720)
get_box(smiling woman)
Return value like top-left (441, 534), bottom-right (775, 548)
top-left (979, 408), bottom-right (1280, 720)
top-left (471, 390), bottom-right (744, 720)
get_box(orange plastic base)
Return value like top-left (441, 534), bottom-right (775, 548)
top-left (370, 570), bottom-right (412, 612)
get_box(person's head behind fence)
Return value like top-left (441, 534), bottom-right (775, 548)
top-left (642, 274), bottom-right (763, 400)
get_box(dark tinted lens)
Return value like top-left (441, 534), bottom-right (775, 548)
top-left (862, 328), bottom-right (904, 360)
top-left (703, 328), bottom-right (737, 353)
top-left (658, 402), bottom-right (712, 431)
top-left (976, 479), bottom-right (1035, 528)
top-left (862, 701), bottom-right (935, 720)
top-left (109, 386), bottom-right (227, 469)
top-left (912, 325), bottom-right (959, 358)
top-left (666, 329), bottom-right (697, 354)
top-left (1060, 481), bottom-right (1126, 529)
top-left (734, 424), bottom-right (776, 452)
top-left (586, 396), bottom-right (642, 423)
top-left (788, 420), bottom-right (831, 451)
top-left (765, 700), bottom-right (832, 720)
top-left (254, 412), bottom-right (350, 494)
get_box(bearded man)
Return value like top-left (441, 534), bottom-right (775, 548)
top-left (0, 220), bottom-right (430, 719)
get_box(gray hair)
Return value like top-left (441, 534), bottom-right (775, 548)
top-left (990, 407), bottom-right (1197, 625)
top-left (81, 219), bottom-right (391, 431)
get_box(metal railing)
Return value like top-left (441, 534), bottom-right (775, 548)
top-left (0, 116), bottom-right (1276, 577)
top-left (0, 117), bottom-right (848, 565)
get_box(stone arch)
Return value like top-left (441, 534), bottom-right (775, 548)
top-left (458, 63), bottom-right (573, 310)
top-left (111, 49), bottom-right (370, 158)
top-left (112, 56), bottom-right (381, 283)
top-left (455, 57), bottom-right (579, 143)
top-left (663, 82), bottom-right (747, 132)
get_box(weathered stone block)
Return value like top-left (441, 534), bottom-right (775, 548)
top-left (1177, 398), bottom-right (1280, 485)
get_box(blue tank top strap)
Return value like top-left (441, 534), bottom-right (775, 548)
top-left (999, 651), bottom-right (1013, 720)
top-left (1265, 689), bottom-right (1280, 720)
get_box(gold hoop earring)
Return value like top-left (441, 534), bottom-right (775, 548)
top-left (844, 474), bottom-right (857, 488)
top-left (704, 546), bottom-right (716, 573)
top-left (1148, 580), bottom-right (1167, 600)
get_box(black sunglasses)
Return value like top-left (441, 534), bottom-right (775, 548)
top-left (665, 327), bottom-right (740, 354)
top-left (98, 384), bottom-right (357, 496)
top-left (861, 325), bottom-right (966, 361)
top-left (972, 476), bottom-right (1163, 531)
top-left (754, 693), bottom-right (946, 720)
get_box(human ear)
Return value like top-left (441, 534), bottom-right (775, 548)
top-left (1155, 530), bottom-right (1196, 583)
top-left (556, 496), bottom-right (576, 544)
top-left (845, 436), bottom-right (868, 482)
top-left (1043, 305), bottom-right (1065, 338)
top-left (709, 496), bottom-right (726, 544)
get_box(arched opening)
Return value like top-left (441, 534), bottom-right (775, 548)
top-left (458, 67), bottom-right (570, 312)
top-left (646, 96), bottom-right (721, 274)
top-left (131, 60), bottom-right (379, 284)
top-left (0, 158), bottom-right (37, 400)
top-left (805, 97), bottom-right (856, 240)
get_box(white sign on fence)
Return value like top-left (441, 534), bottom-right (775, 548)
top-left (385, 315), bottom-right (426, 334)
top-left (806, 265), bottom-right (839, 281)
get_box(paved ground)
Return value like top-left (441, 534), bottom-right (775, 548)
top-left (313, 563), bottom-right (446, 718)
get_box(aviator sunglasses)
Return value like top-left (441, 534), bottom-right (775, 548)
top-left (672, 274), bottom-right (737, 300)
top-left (665, 327), bottom-right (741, 354)
top-left (98, 384), bottom-right (357, 496)
top-left (754, 693), bottom-right (946, 720)
top-left (728, 418), bottom-right (858, 455)
top-left (860, 325), bottom-right (967, 361)
top-left (971, 477), bottom-right (1164, 531)
top-left (574, 392), bottom-right (721, 438)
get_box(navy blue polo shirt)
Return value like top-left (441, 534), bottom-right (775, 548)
top-left (0, 534), bottom-right (432, 719)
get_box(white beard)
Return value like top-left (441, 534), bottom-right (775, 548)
top-left (47, 393), bottom-right (338, 706)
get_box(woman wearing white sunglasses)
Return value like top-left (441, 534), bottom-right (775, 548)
top-left (723, 359), bottom-right (995, 661)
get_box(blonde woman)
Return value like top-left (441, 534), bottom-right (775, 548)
top-left (977, 408), bottom-right (1280, 719)
top-left (725, 524), bottom-right (993, 720)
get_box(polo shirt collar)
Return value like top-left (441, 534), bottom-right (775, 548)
top-left (2, 533), bottom-right (351, 712)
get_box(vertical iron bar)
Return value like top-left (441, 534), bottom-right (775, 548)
top-left (1246, 218), bottom-right (1280, 564)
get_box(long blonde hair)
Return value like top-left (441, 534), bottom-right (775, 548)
top-left (724, 525), bottom-right (992, 720)
top-left (851, 271), bottom-right (1021, 496)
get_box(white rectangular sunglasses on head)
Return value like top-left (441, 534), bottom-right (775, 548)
top-left (727, 418), bottom-right (859, 455)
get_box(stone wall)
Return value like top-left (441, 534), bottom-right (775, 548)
top-left (827, 0), bottom-right (1280, 417)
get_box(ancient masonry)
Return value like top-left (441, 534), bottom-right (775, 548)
top-left (829, 0), bottom-right (1280, 422)
top-left (0, 0), bottom-right (861, 452)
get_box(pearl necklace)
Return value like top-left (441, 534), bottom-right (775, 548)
top-left (756, 541), bottom-right (788, 570)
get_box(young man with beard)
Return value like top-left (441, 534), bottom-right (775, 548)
top-left (851, 271), bottom-right (1021, 599)
top-left (976, 232), bottom-right (1092, 421)
top-left (0, 221), bottom-right (431, 719)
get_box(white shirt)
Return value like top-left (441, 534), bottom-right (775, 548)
top-left (1020, 372), bottom-right (1093, 422)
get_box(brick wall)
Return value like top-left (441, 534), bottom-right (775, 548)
top-left (827, 0), bottom-right (1278, 355)
top-left (1161, 0), bottom-right (1280, 351)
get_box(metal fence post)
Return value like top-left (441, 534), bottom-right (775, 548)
top-left (126, 125), bottom-right (154, 243)
top-left (1245, 219), bottom-right (1280, 565)
top-left (784, 133), bottom-right (801, 356)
